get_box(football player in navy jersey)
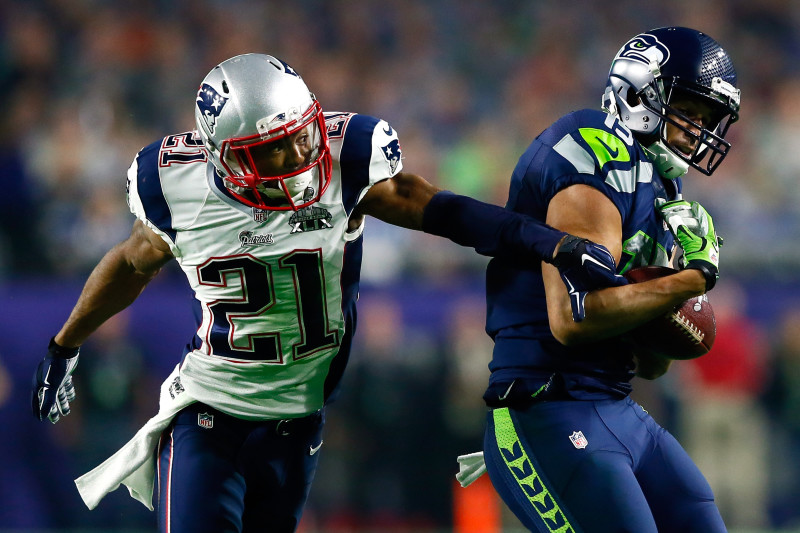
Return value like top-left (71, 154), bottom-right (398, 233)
top-left (476, 27), bottom-right (739, 532)
top-left (30, 54), bottom-right (622, 533)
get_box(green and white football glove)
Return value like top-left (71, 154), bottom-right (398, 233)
top-left (657, 199), bottom-right (722, 291)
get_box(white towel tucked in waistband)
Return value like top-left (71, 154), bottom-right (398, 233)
top-left (74, 364), bottom-right (195, 510)
top-left (456, 450), bottom-right (487, 488)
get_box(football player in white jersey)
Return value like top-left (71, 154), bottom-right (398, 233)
top-left (31, 54), bottom-right (625, 532)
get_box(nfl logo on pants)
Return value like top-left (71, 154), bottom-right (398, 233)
top-left (198, 412), bottom-right (214, 429)
top-left (569, 430), bottom-right (588, 449)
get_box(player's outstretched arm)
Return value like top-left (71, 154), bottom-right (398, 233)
top-left (354, 172), bottom-right (622, 281)
top-left (32, 220), bottom-right (173, 423)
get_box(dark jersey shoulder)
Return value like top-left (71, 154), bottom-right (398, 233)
top-left (507, 109), bottom-right (650, 221)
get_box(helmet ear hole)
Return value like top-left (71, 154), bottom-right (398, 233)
top-left (626, 87), bottom-right (640, 107)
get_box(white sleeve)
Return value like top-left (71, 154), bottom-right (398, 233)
top-left (356, 119), bottom-right (404, 204)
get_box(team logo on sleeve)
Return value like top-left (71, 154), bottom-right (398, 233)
top-left (196, 83), bottom-right (229, 134)
top-left (616, 33), bottom-right (670, 67)
top-left (381, 139), bottom-right (401, 174)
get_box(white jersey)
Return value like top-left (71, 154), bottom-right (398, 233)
top-left (126, 112), bottom-right (402, 420)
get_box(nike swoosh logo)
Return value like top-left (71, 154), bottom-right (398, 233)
top-left (383, 124), bottom-right (394, 136)
top-left (581, 254), bottom-right (612, 272)
top-left (39, 386), bottom-right (48, 401)
top-left (564, 277), bottom-right (577, 293)
top-left (309, 440), bottom-right (323, 456)
top-left (596, 136), bottom-right (620, 158)
top-left (497, 381), bottom-right (515, 401)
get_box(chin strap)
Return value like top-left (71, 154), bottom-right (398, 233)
top-left (644, 140), bottom-right (689, 180)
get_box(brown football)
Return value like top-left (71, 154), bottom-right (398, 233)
top-left (623, 266), bottom-right (716, 360)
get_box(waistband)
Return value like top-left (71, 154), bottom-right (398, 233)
top-left (176, 402), bottom-right (325, 436)
top-left (484, 372), bottom-right (630, 409)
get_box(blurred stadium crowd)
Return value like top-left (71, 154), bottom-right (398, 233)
top-left (2, 0), bottom-right (800, 531)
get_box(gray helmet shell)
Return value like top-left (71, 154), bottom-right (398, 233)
top-left (194, 54), bottom-right (330, 210)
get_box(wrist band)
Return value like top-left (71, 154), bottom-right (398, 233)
top-left (48, 337), bottom-right (80, 358)
top-left (686, 261), bottom-right (717, 292)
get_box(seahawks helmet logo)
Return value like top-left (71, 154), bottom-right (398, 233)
top-left (196, 83), bottom-right (229, 135)
top-left (617, 34), bottom-right (670, 67)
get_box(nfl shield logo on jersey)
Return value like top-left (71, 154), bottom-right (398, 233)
top-left (252, 208), bottom-right (269, 223)
top-left (198, 412), bottom-right (214, 429)
top-left (569, 430), bottom-right (588, 449)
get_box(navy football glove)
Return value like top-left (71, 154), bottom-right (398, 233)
top-left (551, 235), bottom-right (628, 322)
top-left (32, 338), bottom-right (80, 423)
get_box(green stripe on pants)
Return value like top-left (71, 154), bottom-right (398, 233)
top-left (492, 407), bottom-right (576, 533)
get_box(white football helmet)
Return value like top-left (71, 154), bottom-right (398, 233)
top-left (602, 27), bottom-right (740, 179)
top-left (194, 53), bottom-right (332, 210)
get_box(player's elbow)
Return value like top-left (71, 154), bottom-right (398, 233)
top-left (545, 298), bottom-right (582, 346)
top-left (393, 172), bottom-right (437, 200)
top-left (548, 318), bottom-right (584, 346)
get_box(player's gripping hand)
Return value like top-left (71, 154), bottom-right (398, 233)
top-left (31, 338), bottom-right (80, 423)
top-left (551, 235), bottom-right (628, 322)
top-left (657, 199), bottom-right (721, 291)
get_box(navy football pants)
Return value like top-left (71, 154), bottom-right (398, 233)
top-left (484, 397), bottom-right (726, 532)
top-left (157, 403), bottom-right (324, 533)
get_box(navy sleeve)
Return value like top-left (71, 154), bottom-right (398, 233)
top-left (422, 191), bottom-right (566, 263)
top-left (338, 114), bottom-right (380, 214)
top-left (133, 139), bottom-right (177, 243)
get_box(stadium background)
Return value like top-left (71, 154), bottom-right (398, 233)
top-left (2, 0), bottom-right (800, 531)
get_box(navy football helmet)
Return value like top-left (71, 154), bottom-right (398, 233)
top-left (194, 54), bottom-right (332, 210)
top-left (602, 27), bottom-right (740, 179)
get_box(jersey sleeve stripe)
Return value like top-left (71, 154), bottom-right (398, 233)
top-left (553, 134), bottom-right (595, 174)
top-left (135, 141), bottom-right (178, 243)
top-left (338, 114), bottom-right (379, 213)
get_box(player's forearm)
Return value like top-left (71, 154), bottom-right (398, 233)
top-left (55, 244), bottom-right (161, 348)
top-left (548, 268), bottom-right (705, 345)
top-left (423, 191), bottom-right (566, 262)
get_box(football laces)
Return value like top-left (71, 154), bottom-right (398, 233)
top-left (669, 311), bottom-right (704, 344)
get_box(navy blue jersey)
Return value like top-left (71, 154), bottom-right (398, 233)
top-left (485, 109), bottom-right (680, 399)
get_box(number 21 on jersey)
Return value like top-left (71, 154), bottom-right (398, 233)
top-left (196, 252), bottom-right (339, 363)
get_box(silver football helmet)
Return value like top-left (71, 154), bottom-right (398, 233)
top-left (194, 54), bottom-right (332, 210)
top-left (602, 27), bottom-right (740, 179)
